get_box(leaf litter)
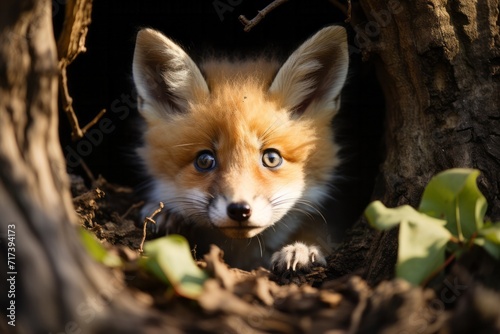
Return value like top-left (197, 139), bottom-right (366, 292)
top-left (71, 174), bottom-right (500, 333)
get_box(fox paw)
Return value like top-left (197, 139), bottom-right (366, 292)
top-left (271, 242), bottom-right (327, 273)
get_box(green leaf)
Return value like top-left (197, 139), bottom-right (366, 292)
top-left (475, 222), bottom-right (500, 259)
top-left (397, 219), bottom-right (452, 285)
top-left (474, 237), bottom-right (500, 259)
top-left (366, 200), bottom-right (447, 231)
top-left (141, 235), bottom-right (208, 299)
top-left (78, 228), bottom-right (122, 267)
top-left (365, 201), bottom-right (451, 285)
top-left (419, 168), bottom-right (486, 241)
top-left (478, 222), bottom-right (500, 244)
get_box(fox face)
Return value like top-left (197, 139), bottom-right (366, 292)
top-left (133, 26), bottom-right (348, 269)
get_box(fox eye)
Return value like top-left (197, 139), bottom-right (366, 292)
top-left (195, 150), bottom-right (216, 172)
top-left (262, 149), bottom-right (283, 169)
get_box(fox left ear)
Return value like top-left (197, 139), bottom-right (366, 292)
top-left (269, 26), bottom-right (349, 118)
top-left (132, 28), bottom-right (209, 119)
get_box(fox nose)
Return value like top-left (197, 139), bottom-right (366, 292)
top-left (227, 202), bottom-right (252, 222)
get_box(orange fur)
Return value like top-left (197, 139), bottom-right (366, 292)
top-left (133, 26), bottom-right (348, 270)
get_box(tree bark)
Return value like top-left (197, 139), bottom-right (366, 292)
top-left (0, 1), bottom-right (157, 333)
top-left (347, 0), bottom-right (500, 283)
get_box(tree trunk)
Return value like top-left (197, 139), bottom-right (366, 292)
top-left (0, 1), bottom-right (156, 333)
top-left (346, 0), bottom-right (500, 283)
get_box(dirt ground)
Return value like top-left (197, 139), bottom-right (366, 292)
top-left (71, 174), bottom-right (500, 333)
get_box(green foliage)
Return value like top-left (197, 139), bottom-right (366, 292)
top-left (79, 228), bottom-right (208, 299)
top-left (78, 228), bottom-right (122, 267)
top-left (140, 235), bottom-right (208, 299)
top-left (365, 168), bottom-right (500, 286)
top-left (419, 169), bottom-right (486, 240)
top-left (476, 222), bottom-right (500, 259)
top-left (366, 202), bottom-right (451, 285)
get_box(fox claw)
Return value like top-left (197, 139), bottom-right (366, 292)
top-left (271, 242), bottom-right (326, 273)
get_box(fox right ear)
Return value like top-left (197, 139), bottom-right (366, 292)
top-left (269, 26), bottom-right (349, 119)
top-left (132, 28), bottom-right (209, 119)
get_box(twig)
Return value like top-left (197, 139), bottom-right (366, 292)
top-left (72, 186), bottom-right (104, 203)
top-left (57, 0), bottom-right (107, 141)
top-left (59, 60), bottom-right (107, 141)
top-left (59, 65), bottom-right (81, 139)
top-left (57, 0), bottom-right (93, 63)
top-left (421, 252), bottom-right (456, 288)
top-left (421, 232), bottom-right (477, 287)
top-left (466, 231), bottom-right (478, 248)
top-left (81, 108), bottom-right (107, 134)
top-left (120, 201), bottom-right (145, 221)
top-left (238, 0), bottom-right (289, 32)
top-left (77, 153), bottom-right (96, 184)
top-left (139, 202), bottom-right (164, 253)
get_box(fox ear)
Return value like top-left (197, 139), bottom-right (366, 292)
top-left (269, 26), bottom-right (348, 118)
top-left (132, 28), bottom-right (209, 118)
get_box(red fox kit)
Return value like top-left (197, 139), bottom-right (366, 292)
top-left (133, 26), bottom-right (348, 272)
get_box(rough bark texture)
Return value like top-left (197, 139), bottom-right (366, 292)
top-left (365, 0), bottom-right (499, 206)
top-left (0, 1), bottom-right (152, 333)
top-left (1, 0), bottom-right (91, 331)
top-left (343, 0), bottom-right (500, 284)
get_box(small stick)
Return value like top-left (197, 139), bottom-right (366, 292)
top-left (120, 201), bottom-right (145, 221)
top-left (421, 252), bottom-right (456, 287)
top-left (57, 0), bottom-right (107, 141)
top-left (60, 63), bottom-right (108, 141)
top-left (138, 202), bottom-right (164, 253)
top-left (238, 0), bottom-right (289, 32)
top-left (78, 156), bottom-right (96, 184)
top-left (81, 108), bottom-right (107, 135)
top-left (59, 64), bottom-right (83, 140)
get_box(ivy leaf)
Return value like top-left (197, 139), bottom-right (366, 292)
top-left (419, 168), bottom-right (486, 241)
top-left (141, 235), bottom-right (208, 299)
top-left (78, 228), bottom-right (122, 267)
top-left (365, 201), bottom-right (451, 285)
